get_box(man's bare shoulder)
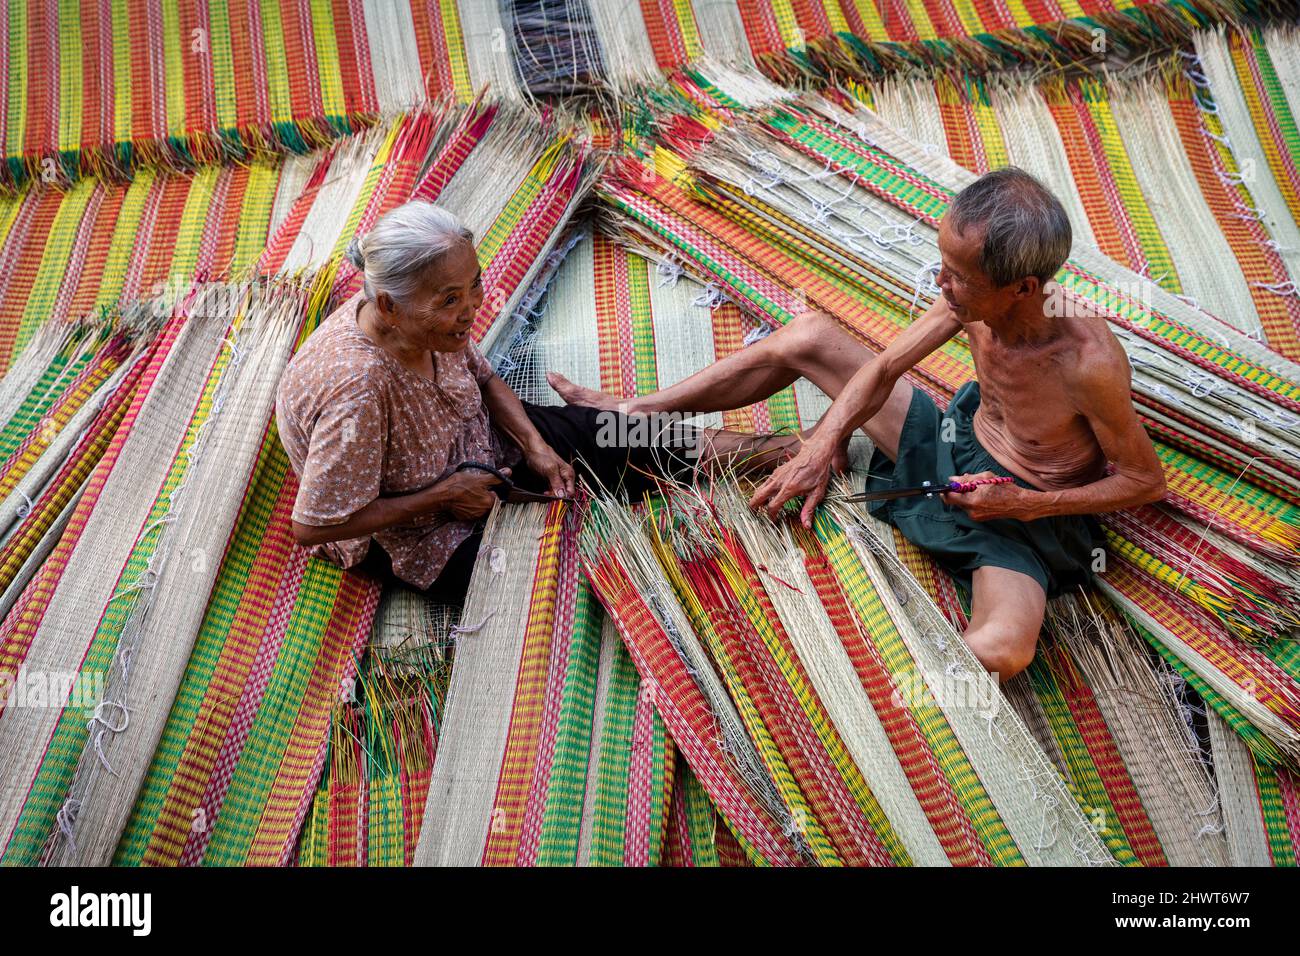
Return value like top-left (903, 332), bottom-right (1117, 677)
top-left (1058, 311), bottom-right (1132, 407)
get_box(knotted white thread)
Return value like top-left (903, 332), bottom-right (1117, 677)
top-left (86, 699), bottom-right (132, 776)
top-left (1229, 206), bottom-right (1267, 222)
top-left (655, 257), bottom-right (684, 287)
top-left (1183, 368), bottom-right (1222, 398)
top-left (909, 260), bottom-right (941, 319)
top-left (55, 798), bottom-right (82, 855)
top-left (691, 284), bottom-right (728, 310)
top-left (447, 610), bottom-right (497, 645)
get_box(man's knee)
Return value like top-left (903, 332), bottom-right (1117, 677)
top-left (786, 309), bottom-right (842, 357)
top-left (963, 623), bottom-right (1039, 681)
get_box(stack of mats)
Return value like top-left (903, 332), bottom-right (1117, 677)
top-left (578, 74), bottom-right (1300, 861)
top-left (415, 487), bottom-right (1119, 866)
top-left (414, 501), bottom-right (745, 866)
top-left (0, 155), bottom-right (286, 373)
top-left (518, 1), bottom-right (1294, 89)
top-left (0, 0), bottom-right (488, 189)
top-left (3, 2), bottom-right (1292, 190)
top-left (0, 98), bottom-right (598, 865)
top-left (494, 161), bottom-right (1268, 864)
top-left (2, 3), bottom-right (1300, 867)
top-left (459, 129), bottom-right (1263, 864)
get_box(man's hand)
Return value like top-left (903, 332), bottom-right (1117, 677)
top-left (524, 443), bottom-right (576, 498)
top-left (749, 440), bottom-right (834, 528)
top-left (437, 468), bottom-right (509, 520)
top-left (941, 471), bottom-right (1030, 522)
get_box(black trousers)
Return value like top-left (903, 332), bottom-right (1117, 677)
top-left (355, 402), bottom-right (701, 604)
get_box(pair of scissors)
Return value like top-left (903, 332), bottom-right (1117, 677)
top-left (842, 476), bottom-right (1014, 503)
top-left (455, 460), bottom-right (572, 504)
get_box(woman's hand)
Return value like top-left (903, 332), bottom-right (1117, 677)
top-left (749, 440), bottom-right (834, 528)
top-left (524, 443), bottom-right (576, 499)
top-left (436, 468), bottom-right (510, 520)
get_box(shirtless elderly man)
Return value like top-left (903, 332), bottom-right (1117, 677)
top-left (549, 168), bottom-right (1167, 681)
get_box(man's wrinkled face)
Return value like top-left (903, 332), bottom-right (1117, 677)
top-left (380, 239), bottom-right (485, 353)
top-left (934, 215), bottom-right (1022, 328)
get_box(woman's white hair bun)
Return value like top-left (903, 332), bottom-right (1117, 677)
top-left (345, 236), bottom-right (366, 271)
top-left (347, 201), bottom-right (474, 304)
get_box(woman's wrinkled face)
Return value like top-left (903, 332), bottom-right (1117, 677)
top-left (378, 239), bottom-right (484, 353)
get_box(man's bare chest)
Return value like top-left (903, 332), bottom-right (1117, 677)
top-left (968, 337), bottom-right (1085, 439)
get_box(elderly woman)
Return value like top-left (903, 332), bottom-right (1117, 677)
top-left (275, 201), bottom-right (817, 603)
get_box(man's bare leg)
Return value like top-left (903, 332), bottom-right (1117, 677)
top-left (693, 428), bottom-right (806, 473)
top-left (962, 566), bottom-right (1046, 682)
top-left (548, 310), bottom-right (917, 460)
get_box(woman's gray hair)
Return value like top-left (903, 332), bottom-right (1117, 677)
top-left (947, 167), bottom-right (1071, 286)
top-left (345, 200), bottom-right (475, 304)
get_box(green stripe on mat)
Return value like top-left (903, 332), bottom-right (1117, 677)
top-left (647, 701), bottom-right (671, 866)
top-left (627, 255), bottom-right (658, 397)
top-left (1252, 755), bottom-right (1298, 867)
top-left (588, 634), bottom-right (638, 865)
top-left (679, 761), bottom-right (721, 866)
top-left (535, 583), bottom-right (603, 864)
top-left (4, 321), bottom-right (232, 864)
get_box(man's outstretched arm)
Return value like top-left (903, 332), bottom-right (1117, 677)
top-left (750, 303), bottom-right (963, 526)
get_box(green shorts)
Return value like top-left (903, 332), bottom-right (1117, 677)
top-left (864, 381), bottom-right (1102, 598)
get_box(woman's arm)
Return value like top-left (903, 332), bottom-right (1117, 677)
top-left (292, 469), bottom-right (503, 547)
top-left (479, 373), bottom-right (575, 497)
top-left (480, 373), bottom-right (551, 456)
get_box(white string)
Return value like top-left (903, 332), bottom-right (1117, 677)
top-left (54, 798), bottom-right (82, 855)
top-left (654, 257), bottom-right (684, 287)
top-left (447, 610), bottom-right (497, 644)
top-left (909, 260), bottom-right (941, 319)
top-left (691, 283), bottom-right (728, 309)
top-left (1251, 279), bottom-right (1300, 297)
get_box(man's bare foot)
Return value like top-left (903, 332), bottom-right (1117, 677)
top-left (546, 371), bottom-right (626, 412)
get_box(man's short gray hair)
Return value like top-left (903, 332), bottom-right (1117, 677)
top-left (946, 168), bottom-right (1071, 286)
top-left (345, 200), bottom-right (475, 304)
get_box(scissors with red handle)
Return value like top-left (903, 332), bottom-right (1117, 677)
top-left (455, 460), bottom-right (573, 504)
